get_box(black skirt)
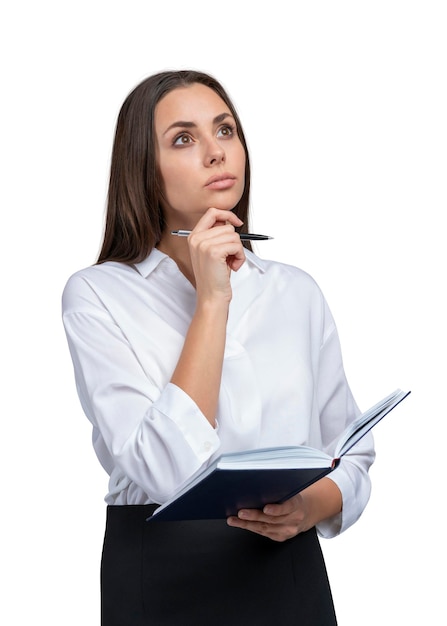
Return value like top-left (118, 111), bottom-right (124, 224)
top-left (101, 505), bottom-right (337, 626)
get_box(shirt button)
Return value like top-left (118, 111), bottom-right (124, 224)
top-left (203, 441), bottom-right (212, 452)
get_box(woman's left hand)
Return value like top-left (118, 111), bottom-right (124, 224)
top-left (227, 493), bottom-right (312, 542)
top-left (227, 478), bottom-right (342, 542)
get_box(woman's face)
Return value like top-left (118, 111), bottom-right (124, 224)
top-left (154, 83), bottom-right (246, 229)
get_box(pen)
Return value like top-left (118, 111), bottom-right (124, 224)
top-left (171, 230), bottom-right (273, 241)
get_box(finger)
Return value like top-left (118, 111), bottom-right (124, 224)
top-left (227, 515), bottom-right (272, 533)
top-left (236, 508), bottom-right (284, 525)
top-left (227, 516), bottom-right (296, 542)
top-left (190, 229), bottom-right (246, 267)
top-left (263, 493), bottom-right (303, 517)
top-left (236, 504), bottom-right (298, 526)
top-left (227, 253), bottom-right (245, 272)
top-left (193, 207), bottom-right (243, 233)
top-left (191, 223), bottom-right (240, 242)
top-left (192, 232), bottom-right (244, 257)
top-left (262, 503), bottom-right (291, 517)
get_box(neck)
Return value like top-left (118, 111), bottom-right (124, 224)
top-left (157, 230), bottom-right (196, 287)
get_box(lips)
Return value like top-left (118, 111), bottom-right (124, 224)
top-left (205, 173), bottom-right (236, 190)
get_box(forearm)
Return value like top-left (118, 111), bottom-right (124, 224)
top-left (171, 298), bottom-right (229, 427)
top-left (299, 478), bottom-right (342, 530)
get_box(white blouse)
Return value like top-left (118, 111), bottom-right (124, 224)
top-left (62, 248), bottom-right (375, 538)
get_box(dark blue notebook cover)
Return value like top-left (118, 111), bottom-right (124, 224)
top-left (149, 464), bottom-right (336, 521)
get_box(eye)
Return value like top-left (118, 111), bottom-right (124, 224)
top-left (173, 133), bottom-right (193, 146)
top-left (217, 124), bottom-right (235, 138)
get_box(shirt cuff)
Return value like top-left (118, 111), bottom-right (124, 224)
top-left (152, 382), bottom-right (221, 463)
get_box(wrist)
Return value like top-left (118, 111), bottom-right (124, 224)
top-left (301, 478), bottom-right (342, 527)
top-left (195, 295), bottom-right (231, 318)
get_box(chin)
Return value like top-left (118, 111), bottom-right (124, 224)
top-left (214, 195), bottom-right (244, 213)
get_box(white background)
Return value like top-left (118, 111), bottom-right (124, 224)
top-left (1, 1), bottom-right (445, 623)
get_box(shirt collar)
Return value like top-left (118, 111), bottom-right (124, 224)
top-left (133, 247), bottom-right (267, 279)
top-left (243, 249), bottom-right (267, 273)
top-left (133, 248), bottom-right (169, 278)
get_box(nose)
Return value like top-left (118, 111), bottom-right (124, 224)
top-left (204, 138), bottom-right (225, 167)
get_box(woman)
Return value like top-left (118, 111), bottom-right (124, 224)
top-left (62, 70), bottom-right (375, 625)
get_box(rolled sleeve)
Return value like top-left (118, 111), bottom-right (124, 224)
top-left (152, 383), bottom-right (220, 463)
top-left (316, 434), bottom-right (374, 538)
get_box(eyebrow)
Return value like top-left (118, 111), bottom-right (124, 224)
top-left (162, 112), bottom-right (233, 136)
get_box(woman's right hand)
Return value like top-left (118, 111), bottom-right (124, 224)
top-left (187, 208), bottom-right (246, 304)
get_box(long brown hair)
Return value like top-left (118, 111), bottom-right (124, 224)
top-left (97, 70), bottom-right (252, 264)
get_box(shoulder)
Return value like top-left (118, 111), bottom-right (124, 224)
top-left (244, 250), bottom-right (335, 338)
top-left (244, 250), bottom-right (323, 297)
top-left (62, 261), bottom-right (137, 314)
top-left (246, 251), bottom-right (333, 327)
